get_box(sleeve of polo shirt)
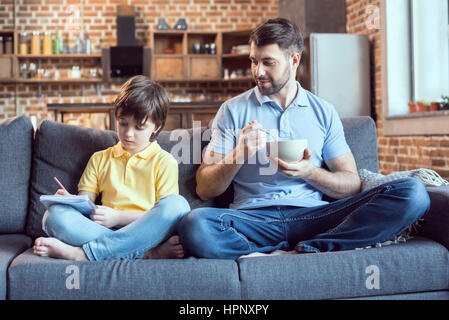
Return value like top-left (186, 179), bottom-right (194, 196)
top-left (77, 153), bottom-right (100, 195)
top-left (322, 105), bottom-right (351, 160)
top-left (155, 153), bottom-right (179, 201)
top-left (206, 102), bottom-right (237, 156)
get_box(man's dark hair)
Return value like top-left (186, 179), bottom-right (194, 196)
top-left (249, 18), bottom-right (304, 55)
top-left (115, 75), bottom-right (169, 141)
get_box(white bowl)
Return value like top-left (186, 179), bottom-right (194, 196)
top-left (267, 139), bottom-right (308, 162)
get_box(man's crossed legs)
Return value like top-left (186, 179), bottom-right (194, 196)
top-left (178, 178), bottom-right (430, 259)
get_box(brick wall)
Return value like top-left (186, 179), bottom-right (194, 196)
top-left (346, 0), bottom-right (449, 180)
top-left (0, 0), bottom-right (278, 123)
top-left (3, 0), bottom-right (447, 180)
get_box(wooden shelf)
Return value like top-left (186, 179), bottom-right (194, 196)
top-left (16, 53), bottom-right (102, 59)
top-left (153, 54), bottom-right (184, 58)
top-left (222, 53), bottom-right (250, 58)
top-left (20, 78), bottom-right (103, 83)
top-left (223, 76), bottom-right (253, 82)
top-left (157, 77), bottom-right (253, 83)
top-left (0, 78), bottom-right (102, 84)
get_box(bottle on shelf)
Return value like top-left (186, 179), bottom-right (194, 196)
top-left (43, 31), bottom-right (52, 55)
top-left (31, 31), bottom-right (40, 55)
top-left (53, 30), bottom-right (60, 54)
top-left (75, 31), bottom-right (83, 54)
top-left (0, 36), bottom-right (3, 54)
top-left (84, 32), bottom-right (90, 54)
top-left (19, 32), bottom-right (28, 55)
top-left (4, 36), bottom-right (13, 54)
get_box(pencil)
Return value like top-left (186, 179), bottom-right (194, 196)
top-left (53, 177), bottom-right (68, 193)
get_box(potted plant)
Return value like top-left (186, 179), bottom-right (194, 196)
top-left (441, 96), bottom-right (449, 111)
top-left (430, 102), bottom-right (440, 111)
top-left (415, 101), bottom-right (429, 112)
top-left (408, 101), bottom-right (417, 113)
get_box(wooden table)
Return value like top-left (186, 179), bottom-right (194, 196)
top-left (46, 101), bottom-right (223, 131)
top-left (47, 103), bottom-right (116, 130)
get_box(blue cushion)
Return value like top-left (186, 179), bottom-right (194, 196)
top-left (8, 251), bottom-right (241, 300)
top-left (237, 237), bottom-right (449, 299)
top-left (341, 116), bottom-right (379, 173)
top-left (26, 120), bottom-right (119, 239)
top-left (0, 116), bottom-right (34, 233)
top-left (344, 290), bottom-right (449, 300)
top-left (157, 128), bottom-right (215, 210)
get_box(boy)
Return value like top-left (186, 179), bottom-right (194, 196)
top-left (34, 75), bottom-right (190, 261)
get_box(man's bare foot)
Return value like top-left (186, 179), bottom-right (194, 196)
top-left (33, 237), bottom-right (88, 261)
top-left (142, 235), bottom-right (184, 259)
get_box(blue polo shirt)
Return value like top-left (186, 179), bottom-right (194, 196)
top-left (207, 81), bottom-right (351, 209)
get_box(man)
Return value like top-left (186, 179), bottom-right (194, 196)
top-left (177, 18), bottom-right (430, 259)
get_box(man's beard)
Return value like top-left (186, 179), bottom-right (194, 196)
top-left (255, 67), bottom-right (291, 96)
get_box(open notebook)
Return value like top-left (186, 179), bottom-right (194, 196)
top-left (40, 194), bottom-right (96, 215)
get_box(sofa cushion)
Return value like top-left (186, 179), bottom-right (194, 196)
top-left (237, 237), bottom-right (449, 299)
top-left (157, 128), bottom-right (214, 210)
top-left (8, 250), bottom-right (241, 299)
top-left (26, 120), bottom-right (119, 239)
top-left (0, 116), bottom-right (34, 233)
top-left (341, 116), bottom-right (379, 173)
top-left (420, 186), bottom-right (449, 251)
top-left (0, 234), bottom-right (32, 299)
top-left (345, 290), bottom-right (449, 300)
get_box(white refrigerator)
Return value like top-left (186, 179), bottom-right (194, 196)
top-left (299, 33), bottom-right (371, 118)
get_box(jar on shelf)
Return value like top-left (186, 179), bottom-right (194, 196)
top-left (28, 62), bottom-right (37, 78)
top-left (20, 63), bottom-right (28, 78)
top-left (4, 36), bottom-right (13, 54)
top-left (71, 66), bottom-right (81, 78)
top-left (19, 32), bottom-right (28, 55)
top-left (43, 31), bottom-right (52, 55)
top-left (31, 31), bottom-right (40, 55)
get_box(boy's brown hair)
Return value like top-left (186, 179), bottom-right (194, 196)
top-left (114, 75), bottom-right (169, 141)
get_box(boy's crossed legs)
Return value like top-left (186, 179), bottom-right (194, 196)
top-left (33, 194), bottom-right (190, 261)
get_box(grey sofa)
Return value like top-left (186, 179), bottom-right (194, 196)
top-left (1, 115), bottom-right (449, 300)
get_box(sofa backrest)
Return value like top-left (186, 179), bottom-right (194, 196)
top-left (341, 116), bottom-right (379, 173)
top-left (25, 121), bottom-right (214, 239)
top-left (212, 116), bottom-right (380, 208)
top-left (0, 116), bottom-right (34, 234)
top-left (25, 116), bottom-right (379, 238)
top-left (26, 120), bottom-right (119, 238)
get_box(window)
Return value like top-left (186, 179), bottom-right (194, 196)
top-left (385, 0), bottom-right (448, 116)
top-left (381, 0), bottom-right (449, 135)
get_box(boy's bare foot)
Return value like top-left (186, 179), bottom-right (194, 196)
top-left (143, 235), bottom-right (184, 259)
top-left (33, 237), bottom-right (88, 261)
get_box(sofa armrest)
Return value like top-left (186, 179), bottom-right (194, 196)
top-left (419, 186), bottom-right (449, 250)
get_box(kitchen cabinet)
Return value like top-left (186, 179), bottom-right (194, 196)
top-left (0, 55), bottom-right (18, 80)
top-left (150, 30), bottom-right (252, 82)
top-left (153, 56), bottom-right (185, 80)
top-left (189, 56), bottom-right (221, 80)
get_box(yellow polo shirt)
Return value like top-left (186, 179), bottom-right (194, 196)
top-left (78, 141), bottom-right (179, 212)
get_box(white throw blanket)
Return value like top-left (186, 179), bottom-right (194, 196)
top-left (359, 168), bottom-right (449, 192)
top-left (356, 168), bottom-right (448, 249)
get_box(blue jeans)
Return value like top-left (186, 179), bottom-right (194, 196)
top-left (177, 178), bottom-right (430, 259)
top-left (42, 194), bottom-right (191, 261)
